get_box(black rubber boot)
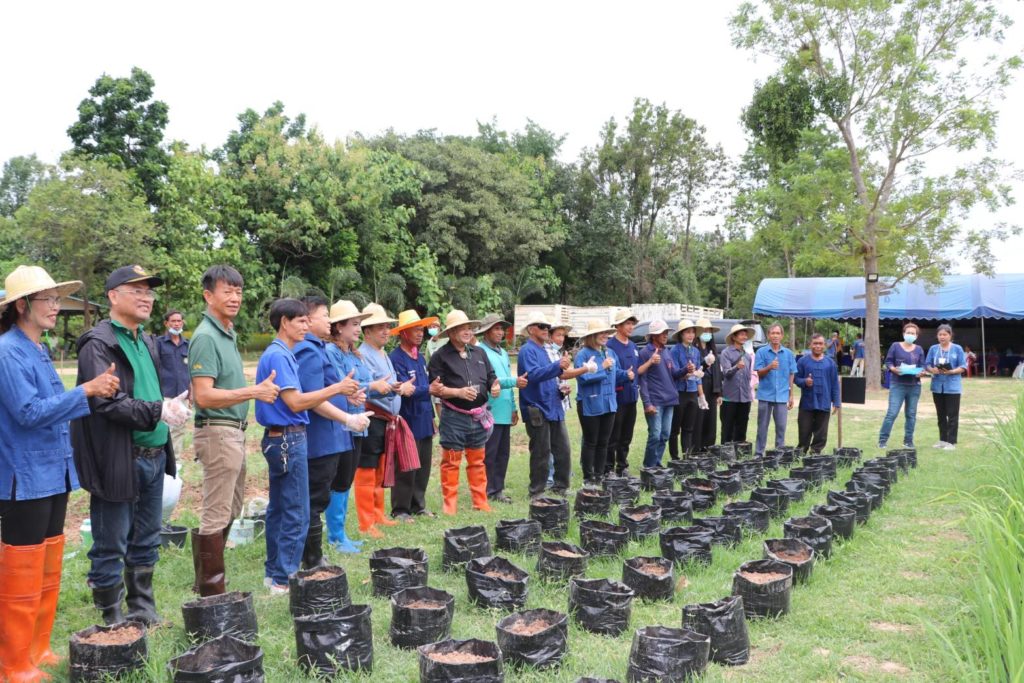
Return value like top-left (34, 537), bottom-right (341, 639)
top-left (190, 527), bottom-right (201, 593)
top-left (301, 518), bottom-right (327, 570)
top-left (92, 583), bottom-right (125, 625)
top-left (124, 566), bottom-right (164, 626)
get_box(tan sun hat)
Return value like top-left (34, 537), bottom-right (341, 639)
top-left (725, 323), bottom-right (755, 344)
top-left (648, 319), bottom-right (670, 336)
top-left (390, 309), bottom-right (440, 336)
top-left (519, 311), bottom-right (552, 335)
top-left (360, 303), bottom-right (397, 328)
top-left (611, 307), bottom-right (638, 326)
top-left (476, 313), bottom-right (510, 335)
top-left (696, 318), bottom-right (721, 333)
top-left (328, 299), bottom-right (371, 324)
top-left (672, 318), bottom-right (700, 342)
top-left (580, 318), bottom-right (615, 340)
top-left (1, 265), bottom-right (82, 309)
top-left (439, 309), bottom-right (481, 338)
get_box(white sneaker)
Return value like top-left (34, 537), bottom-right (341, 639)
top-left (944, 443), bottom-right (956, 451)
top-left (932, 441), bottom-right (945, 449)
top-left (267, 581), bottom-right (288, 595)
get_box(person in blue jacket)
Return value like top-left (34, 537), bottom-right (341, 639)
top-left (878, 322), bottom-right (926, 449)
top-left (925, 324), bottom-right (967, 450)
top-left (638, 319), bottom-right (679, 468)
top-left (794, 334), bottom-right (841, 454)
top-left (574, 319), bottom-right (627, 486)
top-left (606, 308), bottom-right (646, 476)
top-left (668, 319), bottom-right (707, 459)
top-left (754, 323), bottom-right (797, 457)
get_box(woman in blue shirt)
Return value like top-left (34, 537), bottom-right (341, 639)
top-left (574, 319), bottom-right (622, 486)
top-left (878, 322), bottom-right (926, 449)
top-left (668, 319), bottom-right (706, 459)
top-left (0, 266), bottom-right (119, 680)
top-left (925, 324), bottom-right (967, 450)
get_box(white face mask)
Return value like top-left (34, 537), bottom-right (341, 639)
top-left (903, 333), bottom-right (917, 344)
top-left (743, 340), bottom-right (754, 353)
top-left (168, 327), bottom-right (183, 336)
top-left (700, 333), bottom-right (712, 343)
top-left (427, 327), bottom-right (439, 337)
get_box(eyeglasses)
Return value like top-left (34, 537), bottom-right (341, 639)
top-left (29, 296), bottom-right (62, 308)
top-left (117, 287), bottom-right (158, 300)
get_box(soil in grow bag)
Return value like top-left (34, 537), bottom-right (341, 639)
top-left (419, 639), bottom-right (503, 683)
top-left (575, 488), bottom-right (612, 518)
top-left (722, 501), bottom-right (771, 534)
top-left (827, 490), bottom-right (871, 524)
top-left (765, 478), bottom-right (807, 502)
top-left (369, 547), bottom-right (428, 597)
top-left (294, 604), bottom-right (373, 676)
top-left (167, 634), bottom-right (264, 683)
top-left (709, 471), bottom-right (743, 496)
top-left (640, 467), bottom-right (675, 492)
top-left (693, 456), bottom-right (719, 476)
top-left (811, 504), bottom-right (856, 540)
top-left (466, 556), bottom-right (530, 610)
top-left (181, 591), bottom-right (258, 643)
top-left (496, 608), bottom-right (569, 669)
top-left (834, 446), bottom-right (862, 467)
top-left (537, 541), bottom-right (589, 580)
top-left (845, 479), bottom-right (884, 510)
top-left (70, 621), bottom-right (147, 683)
top-left (729, 461), bottom-right (765, 487)
top-left (495, 519), bottom-right (543, 554)
top-left (682, 594), bottom-right (750, 666)
top-left (530, 497), bottom-right (570, 538)
top-left (618, 504), bottom-right (662, 540)
top-left (749, 487), bottom-right (789, 518)
top-left (762, 538), bottom-right (815, 585)
top-left (709, 443), bottom-right (736, 463)
top-left (651, 491), bottom-right (694, 523)
top-left (659, 527), bottom-right (713, 567)
top-left (732, 559), bottom-right (793, 619)
top-left (604, 475), bottom-right (641, 505)
top-left (682, 478), bottom-right (718, 511)
top-left (733, 441), bottom-right (753, 458)
top-left (579, 519), bottom-right (630, 557)
top-left (668, 459), bottom-right (699, 480)
top-left (289, 565), bottom-right (350, 617)
top-left (788, 465), bottom-right (824, 487)
top-left (390, 586), bottom-right (455, 649)
top-left (783, 515), bottom-right (834, 559)
top-left (569, 577), bottom-right (635, 637)
top-left (802, 455), bottom-right (837, 480)
top-left (622, 557), bottom-right (675, 602)
top-left (443, 526), bottom-right (493, 570)
top-left (627, 626), bottom-right (710, 683)
top-left (694, 515), bottom-right (743, 547)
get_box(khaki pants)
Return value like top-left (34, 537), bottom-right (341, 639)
top-left (170, 420), bottom-right (191, 459)
top-left (193, 425), bottom-right (247, 535)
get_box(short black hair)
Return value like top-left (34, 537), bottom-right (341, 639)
top-left (301, 295), bottom-right (329, 316)
top-left (201, 265), bottom-right (244, 293)
top-left (269, 298), bottom-right (307, 331)
top-left (163, 309), bottom-right (183, 322)
top-left (811, 333), bottom-right (826, 341)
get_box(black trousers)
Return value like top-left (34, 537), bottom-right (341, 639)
top-left (697, 395), bottom-right (720, 449)
top-left (933, 393), bottom-right (961, 444)
top-left (720, 401), bottom-right (751, 443)
top-left (330, 438), bottom-right (361, 493)
top-left (525, 408), bottom-right (571, 496)
top-left (485, 424), bottom-right (512, 497)
top-left (391, 435), bottom-right (433, 516)
top-left (0, 491), bottom-right (69, 546)
top-left (668, 391), bottom-right (700, 458)
top-left (579, 412), bottom-right (616, 482)
top-left (797, 410), bottom-right (831, 454)
top-left (308, 454), bottom-right (340, 522)
top-left (607, 400), bottom-right (638, 474)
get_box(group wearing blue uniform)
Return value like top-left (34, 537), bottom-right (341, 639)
top-left (574, 333), bottom-right (619, 484)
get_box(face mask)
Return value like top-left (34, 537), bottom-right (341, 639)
top-left (700, 333), bottom-right (712, 343)
top-left (427, 328), bottom-right (439, 337)
top-left (743, 341), bottom-right (754, 353)
top-left (903, 333), bottom-right (917, 344)
top-left (169, 327), bottom-right (183, 336)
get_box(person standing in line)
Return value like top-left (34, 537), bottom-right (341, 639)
top-left (574, 319), bottom-right (625, 485)
top-left (926, 324), bottom-right (967, 450)
top-left (0, 266), bottom-right (119, 681)
top-left (720, 324), bottom-right (755, 444)
top-left (878, 322), bottom-right (926, 450)
top-left (638, 319), bottom-right (678, 468)
top-left (605, 308), bottom-right (650, 477)
top-left (156, 309), bottom-right (191, 458)
top-left (827, 330), bottom-right (841, 361)
top-left (850, 333), bottom-right (866, 377)
top-left (754, 323), bottom-right (797, 457)
top-left (667, 319), bottom-right (707, 459)
top-left (544, 322), bottom-right (577, 487)
top-left (794, 333), bottom-right (841, 454)
top-left (694, 319), bottom-right (722, 449)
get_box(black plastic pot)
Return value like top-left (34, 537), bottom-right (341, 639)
top-left (845, 479), bottom-right (884, 510)
top-left (443, 526), bottom-right (493, 570)
top-left (69, 620), bottom-right (148, 683)
top-left (369, 547), bottom-right (429, 597)
top-left (576, 679), bottom-right (621, 683)
top-left (729, 461), bottom-right (765, 487)
top-left (733, 441), bottom-right (753, 458)
top-left (732, 559), bottom-right (793, 619)
top-left (694, 456), bottom-right (718, 476)
top-left (862, 459), bottom-right (898, 485)
top-left (775, 448), bottom-right (796, 467)
top-left (569, 577), bottom-right (635, 636)
top-left (750, 487), bottom-right (789, 518)
top-left (783, 515), bottom-right (834, 559)
top-left (466, 556), bottom-right (530, 610)
top-left (418, 639), bottom-right (503, 683)
top-left (709, 443), bottom-right (736, 463)
top-left (619, 504), bottom-right (662, 540)
top-left (659, 527), bottom-right (713, 567)
top-left (579, 519), bottom-right (630, 557)
top-left (851, 470), bottom-right (891, 497)
top-left (882, 453), bottom-right (909, 474)
top-left (667, 459), bottom-right (699, 480)
top-left (681, 595), bottom-right (750, 666)
top-left (627, 626), bottom-right (710, 682)
top-left (537, 541), bottom-right (589, 581)
top-left (181, 591), bottom-right (258, 643)
top-left (530, 497), bottom-right (571, 538)
top-left (811, 505), bottom-right (857, 540)
top-left (888, 447), bottom-right (917, 468)
top-left (640, 467), bottom-right (675, 492)
top-left (694, 515), bottom-right (743, 547)
top-left (495, 519), bottom-right (543, 554)
top-left (651, 491), bottom-right (694, 523)
top-left (765, 478), bottom-right (807, 502)
top-left (390, 586), bottom-right (455, 649)
top-left (763, 538), bottom-right (815, 585)
top-left (722, 501), bottom-right (771, 534)
top-left (834, 447), bottom-right (862, 467)
top-left (827, 489), bottom-right (871, 524)
top-left (682, 478), bottom-right (718, 511)
top-left (496, 608), bottom-right (568, 669)
top-left (709, 471), bottom-right (743, 496)
top-left (788, 465), bottom-right (824, 487)
top-left (574, 488), bottom-right (613, 518)
top-left (622, 556), bottom-right (674, 602)
top-left (160, 524), bottom-right (188, 549)
top-left (167, 634), bottom-right (264, 683)
top-left (758, 451), bottom-right (781, 470)
top-left (802, 455), bottom-right (837, 480)
top-left (294, 604), bottom-right (373, 676)
top-left (289, 565), bottom-right (350, 617)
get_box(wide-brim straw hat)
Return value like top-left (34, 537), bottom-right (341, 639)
top-left (519, 311), bottom-right (552, 335)
top-left (696, 318), bottom-right (721, 333)
top-left (672, 318), bottom-right (699, 342)
top-left (328, 299), bottom-right (371, 324)
top-left (390, 309), bottom-right (439, 335)
top-left (725, 323), bottom-right (755, 344)
top-left (1, 265), bottom-right (82, 309)
top-left (476, 313), bottom-right (510, 335)
top-left (439, 309), bottom-right (481, 338)
top-left (580, 318), bottom-right (616, 340)
top-left (611, 307), bottom-right (638, 326)
top-left (360, 303), bottom-right (398, 328)
top-left (648, 319), bottom-right (670, 336)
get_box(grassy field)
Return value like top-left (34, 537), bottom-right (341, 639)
top-left (50, 376), bottom-right (1022, 681)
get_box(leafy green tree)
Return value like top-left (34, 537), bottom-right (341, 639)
top-left (0, 155), bottom-right (50, 217)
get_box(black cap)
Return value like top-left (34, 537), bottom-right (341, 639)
top-left (105, 265), bottom-right (164, 292)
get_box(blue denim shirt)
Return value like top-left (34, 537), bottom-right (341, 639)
top-left (359, 343), bottom-right (401, 415)
top-left (326, 343), bottom-right (370, 439)
top-left (517, 339), bottom-right (566, 422)
top-left (0, 327), bottom-right (89, 500)
top-left (155, 334), bottom-right (190, 398)
top-left (926, 343), bottom-right (966, 394)
top-left (574, 346), bottom-right (618, 417)
top-left (606, 336), bottom-right (640, 404)
top-left (754, 344), bottom-right (797, 403)
top-left (795, 354), bottom-right (841, 411)
top-left (638, 344), bottom-right (679, 408)
top-left (670, 343), bottom-right (702, 393)
top-left (389, 346), bottom-right (434, 439)
top-left (255, 339), bottom-right (309, 427)
top-left (295, 333), bottom-right (350, 458)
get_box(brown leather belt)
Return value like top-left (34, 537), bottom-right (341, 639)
top-left (266, 425), bottom-right (306, 437)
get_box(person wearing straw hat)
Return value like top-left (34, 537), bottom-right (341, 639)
top-left (0, 266), bottom-right (119, 680)
top-left (754, 322), bottom-right (797, 457)
top-left (574, 318), bottom-right (625, 486)
top-left (476, 313), bottom-right (527, 503)
top-left (389, 309), bottom-right (440, 519)
top-left (543, 320), bottom-right (578, 487)
top-left (605, 307), bottom-right (645, 477)
top-left (638, 319), bottom-right (679, 467)
top-left (694, 318), bottom-right (723, 449)
top-left (667, 319), bottom-right (708, 460)
top-left (427, 309), bottom-right (500, 514)
top-left (720, 323), bottom-right (755, 443)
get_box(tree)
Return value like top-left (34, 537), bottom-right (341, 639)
top-left (0, 155), bottom-right (50, 217)
top-left (733, 0), bottom-right (1021, 388)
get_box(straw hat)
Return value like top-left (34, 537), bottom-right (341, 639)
top-left (611, 307), bottom-right (638, 326)
top-left (390, 309), bottom-right (440, 335)
top-left (648, 319), bottom-right (670, 336)
top-left (696, 318), bottom-right (721, 333)
top-left (672, 318), bottom-right (699, 342)
top-left (725, 323), bottom-right (755, 344)
top-left (476, 313), bottom-right (510, 335)
top-left (328, 299), bottom-right (370, 324)
top-left (519, 311), bottom-right (552, 335)
top-left (360, 303), bottom-right (397, 328)
top-left (0, 265), bottom-right (82, 309)
top-left (579, 318), bottom-right (615, 340)
top-left (439, 309), bottom-right (481, 338)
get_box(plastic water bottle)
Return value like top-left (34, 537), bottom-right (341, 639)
top-left (80, 519), bottom-right (93, 547)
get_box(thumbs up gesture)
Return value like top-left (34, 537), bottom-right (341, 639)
top-left (429, 377), bottom-right (444, 397)
top-left (650, 348), bottom-right (662, 365)
top-left (559, 352), bottom-right (571, 370)
top-left (253, 369), bottom-right (280, 404)
top-left (83, 362), bottom-right (120, 397)
top-left (345, 410), bottom-right (374, 432)
top-left (335, 369), bottom-right (360, 396)
top-left (516, 372), bottom-right (529, 389)
top-left (490, 379), bottom-right (501, 398)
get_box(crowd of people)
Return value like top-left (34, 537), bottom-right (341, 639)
top-left (0, 260), bottom-right (971, 681)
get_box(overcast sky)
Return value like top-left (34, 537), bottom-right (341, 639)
top-left (3, 0), bottom-right (1021, 272)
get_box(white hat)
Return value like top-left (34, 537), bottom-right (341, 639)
top-left (519, 311), bottom-right (552, 335)
top-left (1, 265), bottom-right (82, 309)
top-left (580, 318), bottom-right (615, 339)
top-left (328, 299), bottom-right (371, 324)
top-left (439, 309), bottom-right (481, 338)
top-left (648, 319), bottom-right (670, 336)
top-left (611, 308), bottom-right (638, 326)
top-left (672, 318), bottom-right (699, 341)
top-left (696, 318), bottom-right (720, 333)
top-left (725, 323), bottom-right (755, 343)
top-left (360, 303), bottom-right (398, 328)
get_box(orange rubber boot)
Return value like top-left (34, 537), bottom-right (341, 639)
top-left (353, 468), bottom-right (383, 538)
top-left (465, 447), bottom-right (492, 512)
top-left (440, 449), bottom-right (462, 515)
top-left (30, 535), bottom-right (65, 668)
top-left (374, 485), bottom-right (397, 527)
top-left (0, 542), bottom-right (47, 683)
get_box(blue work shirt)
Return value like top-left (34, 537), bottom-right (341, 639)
top-left (479, 341), bottom-right (518, 425)
top-left (926, 343), bottom-right (967, 395)
top-left (885, 343), bottom-right (925, 385)
top-left (255, 339), bottom-right (309, 427)
top-left (389, 346), bottom-right (434, 439)
top-left (517, 339), bottom-right (566, 422)
top-left (852, 340), bottom-right (865, 359)
top-left (0, 327), bottom-right (90, 500)
top-left (326, 343), bottom-right (370, 439)
top-left (638, 344), bottom-right (679, 408)
top-left (606, 335), bottom-right (640, 404)
top-left (670, 343), bottom-right (702, 393)
top-left (794, 354), bottom-right (841, 412)
top-left (359, 343), bottom-right (401, 414)
top-left (155, 334), bottom-right (190, 398)
top-left (574, 346), bottom-right (618, 417)
top-left (755, 344), bottom-right (797, 403)
top-left (295, 333), bottom-right (350, 458)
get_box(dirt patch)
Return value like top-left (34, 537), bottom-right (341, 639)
top-left (739, 571), bottom-right (789, 584)
top-left (813, 647), bottom-right (831, 657)
top-left (842, 655), bottom-right (910, 675)
top-left (746, 641), bottom-right (783, 666)
top-left (426, 650), bottom-right (495, 664)
top-left (899, 571), bottom-right (928, 581)
top-left (634, 560), bottom-right (669, 576)
top-left (484, 569), bottom-right (521, 581)
top-left (304, 569), bottom-right (340, 581)
top-left (506, 618), bottom-right (551, 635)
top-left (404, 599), bottom-right (445, 609)
top-left (624, 512), bottom-right (650, 521)
top-left (549, 549), bottom-right (581, 558)
top-left (689, 484), bottom-right (714, 491)
top-left (870, 621), bottom-right (921, 635)
top-left (923, 530), bottom-right (970, 543)
top-left (772, 547), bottom-right (811, 562)
top-left (532, 500), bottom-right (558, 507)
top-left (78, 624), bottom-right (143, 645)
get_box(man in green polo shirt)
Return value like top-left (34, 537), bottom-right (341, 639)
top-left (188, 265), bottom-right (280, 596)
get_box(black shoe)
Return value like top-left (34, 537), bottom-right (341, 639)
top-left (92, 582), bottom-right (126, 625)
top-left (301, 519), bottom-right (327, 569)
top-left (125, 566), bottom-right (165, 626)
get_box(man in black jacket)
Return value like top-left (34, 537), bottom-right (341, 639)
top-left (72, 265), bottom-right (189, 625)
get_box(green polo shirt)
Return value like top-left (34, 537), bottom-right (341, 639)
top-left (111, 319), bottom-right (170, 448)
top-left (188, 311), bottom-right (249, 422)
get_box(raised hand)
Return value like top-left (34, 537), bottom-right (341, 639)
top-left (346, 411), bottom-right (374, 432)
top-left (83, 362), bottom-right (120, 398)
top-left (336, 369), bottom-right (360, 396)
top-left (462, 385), bottom-right (479, 401)
top-left (627, 368), bottom-right (635, 381)
top-left (650, 348), bottom-right (662, 365)
top-left (490, 380), bottom-right (501, 398)
top-left (516, 372), bottom-right (529, 389)
top-left (429, 377), bottom-right (444, 397)
top-left (252, 369), bottom-right (280, 404)
top-left (602, 357), bottom-right (615, 370)
top-left (559, 352), bottom-right (571, 370)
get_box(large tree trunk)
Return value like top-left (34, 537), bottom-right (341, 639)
top-left (863, 252), bottom-right (882, 391)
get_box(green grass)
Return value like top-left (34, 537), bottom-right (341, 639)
top-left (49, 378), bottom-right (1022, 681)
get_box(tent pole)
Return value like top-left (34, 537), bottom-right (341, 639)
top-left (981, 317), bottom-right (987, 378)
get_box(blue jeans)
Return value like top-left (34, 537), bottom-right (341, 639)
top-left (263, 430), bottom-right (310, 585)
top-left (878, 382), bottom-right (921, 446)
top-left (88, 450), bottom-right (165, 588)
top-left (755, 401), bottom-right (789, 456)
top-left (643, 406), bottom-right (675, 468)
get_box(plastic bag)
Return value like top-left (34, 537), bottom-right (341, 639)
top-left (722, 501), bottom-right (771, 534)
top-left (811, 504), bottom-right (856, 540)
top-left (443, 526), bottom-right (492, 571)
top-left (709, 471), bottom-right (743, 496)
top-left (618, 504), bottom-right (662, 540)
top-left (659, 527), bottom-right (713, 567)
top-left (626, 626), bottom-right (710, 682)
top-left (369, 547), bottom-right (429, 597)
top-left (640, 467), bottom-right (675, 492)
top-left (651, 491), bottom-right (694, 523)
top-left (418, 639), bottom-right (503, 683)
top-left (168, 634), bottom-right (264, 683)
top-left (288, 565), bottom-right (350, 617)
top-left (733, 441), bottom-right (753, 458)
top-left (882, 452), bottom-right (910, 474)
top-left (783, 515), bottom-right (834, 559)
top-left (802, 455), bottom-right (837, 480)
top-left (604, 475), bottom-right (641, 505)
top-left (569, 578), bottom-right (635, 636)
top-left (851, 470), bottom-right (891, 498)
top-left (827, 490), bottom-right (871, 524)
top-left (579, 519), bottom-right (630, 557)
top-left (390, 586), bottom-right (455, 649)
top-left (682, 595), bottom-right (749, 666)
top-left (887, 447), bottom-right (916, 469)
top-left (709, 442), bottom-right (736, 463)
top-left (622, 556), bottom-right (674, 602)
top-left (694, 515), bottom-right (742, 547)
top-left (682, 478), bottom-right (718, 511)
top-left (732, 559), bottom-right (793, 619)
top-left (294, 604), bottom-right (373, 675)
top-left (765, 478), bottom-right (807, 502)
top-left (862, 459), bottom-right (898, 485)
top-left (788, 465), bottom-right (824, 487)
top-left (763, 538), bottom-right (815, 584)
top-left (667, 459), bottom-right (699, 480)
top-left (574, 488), bottom-right (612, 518)
top-left (749, 487), bottom-right (789, 518)
top-left (495, 519), bottom-right (542, 554)
top-left (537, 541), bottom-right (589, 581)
top-left (833, 446), bottom-right (862, 467)
top-left (694, 456), bottom-right (718, 476)
top-left (181, 591), bottom-right (258, 643)
top-left (757, 451), bottom-right (781, 470)
top-left (495, 608), bottom-right (568, 669)
top-left (729, 461), bottom-right (765, 487)
top-left (70, 621), bottom-right (148, 683)
top-left (466, 556), bottom-right (530, 610)
top-left (529, 497), bottom-right (570, 538)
